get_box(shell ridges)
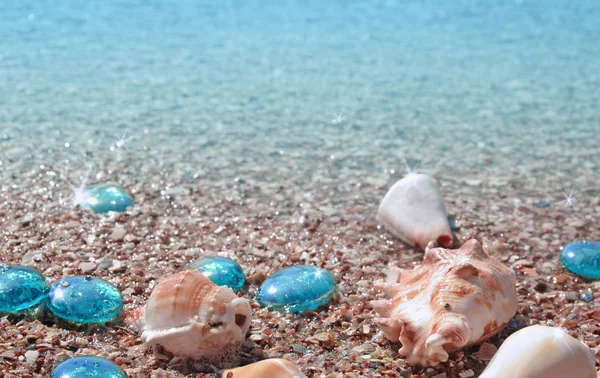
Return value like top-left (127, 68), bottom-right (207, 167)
top-left (139, 270), bottom-right (251, 359)
top-left (371, 239), bottom-right (518, 366)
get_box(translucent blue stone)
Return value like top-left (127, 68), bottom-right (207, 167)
top-left (82, 184), bottom-right (133, 214)
top-left (47, 276), bottom-right (123, 323)
top-left (533, 201), bottom-right (551, 208)
top-left (191, 256), bottom-right (246, 292)
top-left (0, 265), bottom-right (48, 313)
top-left (581, 292), bottom-right (593, 302)
top-left (51, 356), bottom-right (127, 378)
top-left (257, 265), bottom-right (337, 313)
top-left (561, 241), bottom-right (600, 279)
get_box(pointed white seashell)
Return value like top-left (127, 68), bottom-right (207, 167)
top-left (221, 358), bottom-right (307, 378)
top-left (479, 325), bottom-right (596, 378)
top-left (138, 270), bottom-right (251, 359)
top-left (377, 173), bottom-right (453, 250)
top-left (371, 239), bottom-right (518, 367)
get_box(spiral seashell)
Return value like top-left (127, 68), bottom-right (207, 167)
top-left (377, 173), bottom-right (453, 250)
top-left (220, 358), bottom-right (306, 378)
top-left (479, 325), bottom-right (596, 378)
top-left (138, 270), bottom-right (251, 359)
top-left (371, 239), bottom-right (518, 366)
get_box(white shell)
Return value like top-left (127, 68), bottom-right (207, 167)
top-left (139, 270), bottom-right (251, 359)
top-left (371, 239), bottom-right (518, 366)
top-left (479, 325), bottom-right (596, 378)
top-left (377, 173), bottom-right (452, 250)
top-left (221, 358), bottom-right (307, 378)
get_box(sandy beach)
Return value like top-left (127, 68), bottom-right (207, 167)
top-left (1, 117), bottom-right (599, 377)
top-left (1, 1), bottom-right (600, 376)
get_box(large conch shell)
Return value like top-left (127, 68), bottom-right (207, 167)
top-left (479, 325), bottom-right (596, 378)
top-left (221, 358), bottom-right (306, 378)
top-left (377, 173), bottom-right (453, 250)
top-left (136, 270), bottom-right (251, 359)
top-left (371, 239), bottom-right (518, 366)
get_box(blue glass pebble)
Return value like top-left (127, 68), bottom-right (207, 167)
top-left (581, 292), bottom-right (593, 302)
top-left (257, 265), bottom-right (337, 313)
top-left (82, 184), bottom-right (133, 214)
top-left (191, 256), bottom-right (246, 292)
top-left (533, 201), bottom-right (551, 208)
top-left (448, 219), bottom-right (458, 230)
top-left (47, 276), bottom-right (123, 323)
top-left (51, 356), bottom-right (127, 378)
top-left (561, 241), bottom-right (600, 279)
top-left (0, 265), bottom-right (48, 313)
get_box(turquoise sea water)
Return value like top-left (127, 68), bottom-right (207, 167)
top-left (0, 0), bottom-right (600, 216)
top-left (1, 0), bottom-right (599, 199)
top-left (2, 1), bottom-right (599, 140)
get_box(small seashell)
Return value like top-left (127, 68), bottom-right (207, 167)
top-left (377, 173), bottom-right (453, 250)
top-left (473, 342), bottom-right (497, 361)
top-left (220, 358), bottom-right (307, 378)
top-left (371, 239), bottom-right (518, 366)
top-left (479, 325), bottom-right (596, 378)
top-left (137, 270), bottom-right (251, 359)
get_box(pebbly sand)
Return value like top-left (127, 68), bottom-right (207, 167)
top-left (0, 118), bottom-right (599, 377)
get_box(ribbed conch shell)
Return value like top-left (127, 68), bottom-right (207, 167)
top-left (479, 325), bottom-right (596, 378)
top-left (371, 239), bottom-right (518, 366)
top-left (377, 173), bottom-right (453, 250)
top-left (220, 358), bottom-right (306, 378)
top-left (137, 270), bottom-right (251, 359)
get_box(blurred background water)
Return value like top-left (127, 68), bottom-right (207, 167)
top-left (1, 0), bottom-right (599, 188)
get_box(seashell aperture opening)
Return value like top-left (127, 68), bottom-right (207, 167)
top-left (371, 239), bottom-right (518, 366)
top-left (140, 270), bottom-right (251, 359)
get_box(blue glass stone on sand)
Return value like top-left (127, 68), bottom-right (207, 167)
top-left (0, 265), bottom-right (48, 313)
top-left (257, 265), bottom-right (337, 313)
top-left (581, 292), bottom-right (593, 302)
top-left (191, 256), bottom-right (246, 292)
top-left (533, 201), bottom-right (551, 208)
top-left (51, 356), bottom-right (127, 378)
top-left (47, 276), bottom-right (123, 323)
top-left (82, 184), bottom-right (133, 214)
top-left (561, 241), bottom-right (600, 279)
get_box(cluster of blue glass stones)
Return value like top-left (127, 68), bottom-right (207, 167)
top-left (192, 256), bottom-right (337, 313)
top-left (3, 255), bottom-right (334, 376)
top-left (0, 264), bottom-right (123, 324)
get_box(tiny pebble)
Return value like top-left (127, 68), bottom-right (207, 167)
top-left (534, 281), bottom-right (547, 293)
top-left (78, 262), bottom-right (97, 274)
top-left (98, 259), bottom-right (113, 270)
top-left (108, 260), bottom-right (125, 273)
top-left (111, 225), bottom-right (127, 241)
top-left (24, 350), bottom-right (39, 365)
